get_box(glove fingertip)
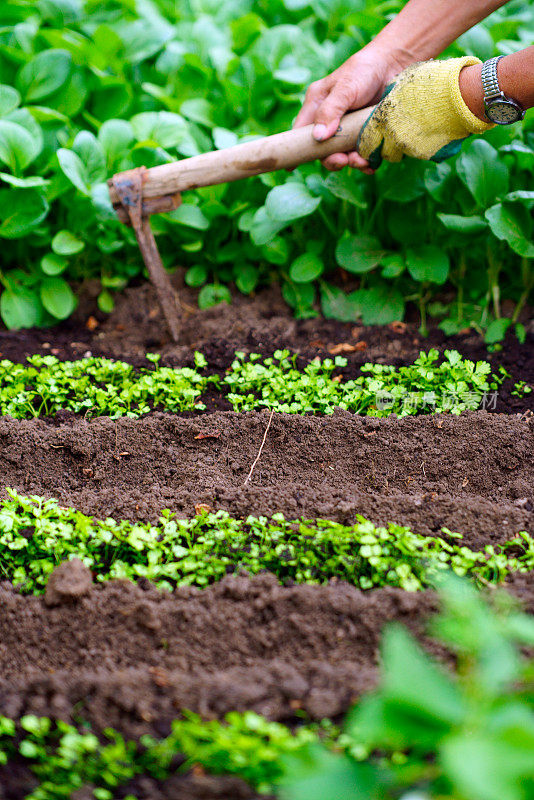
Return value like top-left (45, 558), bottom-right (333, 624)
top-left (431, 136), bottom-right (468, 163)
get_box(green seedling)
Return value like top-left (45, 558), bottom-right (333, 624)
top-left (1, 491), bottom-right (532, 594)
top-left (0, 349), bottom-right (508, 419)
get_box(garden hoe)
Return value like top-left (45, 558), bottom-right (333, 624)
top-left (108, 106), bottom-right (374, 342)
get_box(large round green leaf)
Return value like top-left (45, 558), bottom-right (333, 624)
top-left (0, 288), bottom-right (41, 329)
top-left (17, 49), bottom-right (72, 103)
top-left (360, 284), bottom-right (405, 325)
top-left (266, 183), bottom-right (321, 222)
top-left (40, 277), bottom-right (77, 319)
top-left (0, 188), bottom-right (48, 238)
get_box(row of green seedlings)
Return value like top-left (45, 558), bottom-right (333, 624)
top-left (0, 348), bottom-right (527, 419)
top-left (1, 579), bottom-right (533, 800)
top-left (1, 491), bottom-right (532, 594)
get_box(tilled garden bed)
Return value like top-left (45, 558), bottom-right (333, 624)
top-left (0, 284), bottom-right (532, 799)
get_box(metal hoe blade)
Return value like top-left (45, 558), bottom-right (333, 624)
top-left (110, 167), bottom-right (182, 343)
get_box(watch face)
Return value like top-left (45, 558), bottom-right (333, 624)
top-left (486, 100), bottom-right (522, 125)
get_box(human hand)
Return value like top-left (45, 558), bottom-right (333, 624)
top-left (293, 44), bottom-right (408, 173)
top-left (357, 57), bottom-right (493, 168)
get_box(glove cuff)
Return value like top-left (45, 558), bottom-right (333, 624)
top-left (447, 56), bottom-right (495, 134)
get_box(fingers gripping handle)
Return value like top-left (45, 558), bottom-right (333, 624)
top-left (109, 106), bottom-right (374, 204)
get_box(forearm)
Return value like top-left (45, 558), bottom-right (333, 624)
top-left (460, 47), bottom-right (534, 119)
top-left (371, 0), bottom-right (510, 67)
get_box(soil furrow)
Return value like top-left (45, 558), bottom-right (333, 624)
top-left (0, 411), bottom-right (531, 549)
top-left (0, 573), bottom-right (532, 742)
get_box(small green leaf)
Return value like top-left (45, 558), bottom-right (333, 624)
top-left (282, 280), bottom-right (316, 311)
top-left (97, 289), bottom-right (115, 313)
top-left (381, 253), bottom-right (405, 279)
top-left (167, 204), bottom-right (210, 230)
top-left (336, 235), bottom-right (384, 274)
top-left (0, 120), bottom-right (42, 173)
top-left (57, 148), bottom-right (89, 194)
top-left (457, 140), bottom-right (509, 208)
top-left (485, 202), bottom-right (534, 257)
top-left (198, 284), bottom-right (232, 309)
top-left (320, 284), bottom-right (362, 322)
top-left (249, 206), bottom-right (286, 246)
top-left (180, 98), bottom-right (215, 127)
top-left (0, 288), bottom-right (41, 329)
top-left (185, 265), bottom-right (208, 287)
top-left (0, 173), bottom-right (49, 188)
top-left (0, 85), bottom-right (21, 116)
top-left (360, 284), bottom-right (405, 325)
top-left (261, 237), bottom-right (289, 265)
top-left (484, 318), bottom-right (512, 344)
top-left (41, 254), bottom-right (68, 276)
top-left (325, 172), bottom-right (367, 207)
top-left (289, 252), bottom-right (323, 283)
top-left (406, 245), bottom-right (450, 285)
top-left (234, 263), bottom-right (258, 294)
top-left (52, 230), bottom-right (85, 256)
top-left (438, 213), bottom-right (487, 234)
top-left (72, 131), bottom-right (106, 186)
top-left (40, 277), bottom-right (77, 319)
top-left (98, 119), bottom-right (134, 168)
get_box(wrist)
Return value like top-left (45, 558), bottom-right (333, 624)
top-left (360, 40), bottom-right (416, 80)
top-left (458, 63), bottom-right (486, 121)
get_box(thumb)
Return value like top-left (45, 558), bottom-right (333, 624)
top-left (312, 87), bottom-right (354, 141)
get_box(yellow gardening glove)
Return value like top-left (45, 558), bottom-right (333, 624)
top-left (357, 57), bottom-right (494, 168)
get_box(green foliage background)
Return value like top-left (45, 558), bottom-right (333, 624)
top-left (0, 0), bottom-right (533, 331)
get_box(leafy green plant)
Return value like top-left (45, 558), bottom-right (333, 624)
top-left (0, 349), bottom-right (508, 419)
top-left (279, 577), bottom-right (534, 800)
top-left (0, 1), bottom-right (533, 330)
top-left (224, 348), bottom-right (506, 416)
top-left (1, 491), bottom-right (532, 594)
top-left (0, 710), bottom-right (323, 799)
top-left (0, 352), bottom-right (212, 418)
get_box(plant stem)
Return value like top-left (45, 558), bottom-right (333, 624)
top-left (512, 257), bottom-right (533, 323)
top-left (486, 245), bottom-right (501, 319)
top-left (318, 206), bottom-right (337, 236)
top-left (457, 252), bottom-right (466, 323)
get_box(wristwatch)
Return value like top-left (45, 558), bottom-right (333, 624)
top-left (481, 56), bottom-right (525, 125)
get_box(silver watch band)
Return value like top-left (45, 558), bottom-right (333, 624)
top-left (481, 55), bottom-right (505, 101)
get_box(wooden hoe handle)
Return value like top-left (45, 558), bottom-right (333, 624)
top-left (109, 106), bottom-right (374, 204)
top-left (108, 106), bottom-right (374, 344)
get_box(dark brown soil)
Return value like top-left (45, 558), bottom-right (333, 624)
top-left (0, 410), bottom-right (532, 548)
top-left (0, 575), bottom-right (441, 731)
top-left (0, 570), bottom-right (531, 800)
